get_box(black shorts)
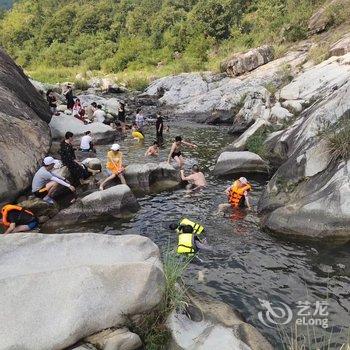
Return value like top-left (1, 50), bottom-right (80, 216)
top-left (171, 151), bottom-right (182, 159)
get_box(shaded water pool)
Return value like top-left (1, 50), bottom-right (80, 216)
top-left (54, 121), bottom-right (350, 348)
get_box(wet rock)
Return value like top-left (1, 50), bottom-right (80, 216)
top-left (221, 45), bottom-right (274, 77)
top-left (214, 151), bottom-right (268, 176)
top-left (49, 114), bottom-right (115, 144)
top-left (0, 48), bottom-right (51, 204)
top-left (17, 197), bottom-right (60, 219)
top-left (330, 33), bottom-right (350, 56)
top-left (124, 163), bottom-right (180, 194)
top-left (43, 185), bottom-right (139, 229)
top-left (86, 328), bottom-right (142, 350)
top-left (168, 293), bottom-right (273, 350)
top-left (0, 233), bottom-right (164, 350)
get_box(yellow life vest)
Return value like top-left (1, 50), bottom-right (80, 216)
top-left (177, 233), bottom-right (196, 254)
top-left (176, 218), bottom-right (204, 235)
top-left (1, 205), bottom-right (34, 227)
top-left (228, 181), bottom-right (252, 208)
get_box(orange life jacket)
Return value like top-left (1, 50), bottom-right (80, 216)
top-left (228, 181), bottom-right (252, 208)
top-left (1, 205), bottom-right (34, 227)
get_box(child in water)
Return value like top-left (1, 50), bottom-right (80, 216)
top-left (145, 141), bottom-right (159, 157)
top-left (167, 136), bottom-right (197, 169)
top-left (131, 122), bottom-right (144, 142)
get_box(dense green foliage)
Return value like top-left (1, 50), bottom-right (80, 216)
top-left (0, 0), bottom-right (326, 82)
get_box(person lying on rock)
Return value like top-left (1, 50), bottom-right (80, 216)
top-left (167, 136), bottom-right (197, 169)
top-left (32, 156), bottom-right (76, 205)
top-left (180, 164), bottom-right (207, 193)
top-left (80, 131), bottom-right (95, 153)
top-left (216, 177), bottom-right (252, 214)
top-left (60, 132), bottom-right (100, 186)
top-left (169, 218), bottom-right (212, 255)
top-left (99, 143), bottom-right (127, 190)
top-left (145, 141), bottom-right (159, 157)
top-left (0, 204), bottom-right (39, 234)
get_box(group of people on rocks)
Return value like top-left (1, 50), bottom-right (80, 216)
top-left (2, 85), bottom-right (253, 258)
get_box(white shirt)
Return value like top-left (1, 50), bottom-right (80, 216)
top-left (135, 113), bottom-right (145, 127)
top-left (80, 135), bottom-right (92, 150)
top-left (93, 109), bottom-right (106, 123)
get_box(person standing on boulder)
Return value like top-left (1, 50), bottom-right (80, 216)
top-left (167, 136), bottom-right (197, 169)
top-left (117, 102), bottom-right (126, 135)
top-left (99, 143), bottom-right (127, 190)
top-left (0, 204), bottom-right (39, 234)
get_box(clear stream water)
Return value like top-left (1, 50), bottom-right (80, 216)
top-left (54, 121), bottom-right (349, 349)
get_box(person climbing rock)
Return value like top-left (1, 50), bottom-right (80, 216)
top-left (1, 204), bottom-right (39, 234)
top-left (32, 156), bottom-right (76, 204)
top-left (169, 218), bottom-right (211, 255)
top-left (99, 143), bottom-right (127, 190)
top-left (180, 164), bottom-right (207, 193)
top-left (167, 136), bottom-right (197, 169)
top-left (216, 177), bottom-right (252, 214)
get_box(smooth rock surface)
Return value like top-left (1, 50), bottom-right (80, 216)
top-left (124, 162), bottom-right (180, 193)
top-left (330, 33), bottom-right (350, 56)
top-left (0, 48), bottom-right (51, 204)
top-left (214, 151), bottom-right (268, 176)
top-left (44, 185), bottom-right (139, 229)
top-left (168, 293), bottom-right (273, 350)
top-left (0, 233), bottom-right (164, 350)
top-left (49, 114), bottom-right (115, 144)
top-left (269, 103), bottom-right (293, 123)
top-left (221, 45), bottom-right (274, 77)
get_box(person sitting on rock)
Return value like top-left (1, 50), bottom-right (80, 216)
top-left (72, 98), bottom-right (89, 124)
top-left (145, 141), bottom-right (159, 157)
top-left (93, 104), bottom-right (107, 124)
top-left (60, 132), bottom-right (100, 186)
top-left (31, 156), bottom-right (76, 204)
top-left (85, 102), bottom-right (97, 122)
top-left (46, 90), bottom-right (59, 116)
top-left (99, 143), bottom-right (126, 190)
top-left (169, 218), bottom-right (211, 255)
top-left (80, 131), bottom-right (95, 153)
top-left (217, 177), bottom-right (252, 214)
top-left (167, 136), bottom-right (197, 169)
top-left (1, 204), bottom-right (39, 234)
top-left (180, 164), bottom-right (207, 193)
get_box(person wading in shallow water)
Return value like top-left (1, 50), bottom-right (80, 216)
top-left (167, 136), bottom-right (197, 169)
top-left (180, 164), bottom-right (207, 193)
top-left (216, 177), bottom-right (252, 215)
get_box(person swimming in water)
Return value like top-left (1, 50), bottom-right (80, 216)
top-left (145, 141), bottom-right (159, 157)
top-left (167, 136), bottom-right (197, 169)
top-left (180, 164), bottom-right (207, 192)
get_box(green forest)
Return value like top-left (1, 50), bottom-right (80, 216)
top-left (0, 0), bottom-right (336, 84)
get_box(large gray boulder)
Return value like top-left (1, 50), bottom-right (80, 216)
top-left (221, 45), bottom-right (274, 77)
top-left (44, 185), bottom-right (139, 230)
top-left (143, 50), bottom-right (307, 121)
top-left (214, 151), bottom-right (268, 176)
top-left (0, 233), bottom-right (164, 350)
top-left (124, 162), bottom-right (180, 194)
top-left (168, 293), bottom-right (273, 350)
top-left (0, 48), bottom-right (51, 204)
top-left (259, 55), bottom-right (350, 243)
top-left (49, 114), bottom-right (115, 144)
